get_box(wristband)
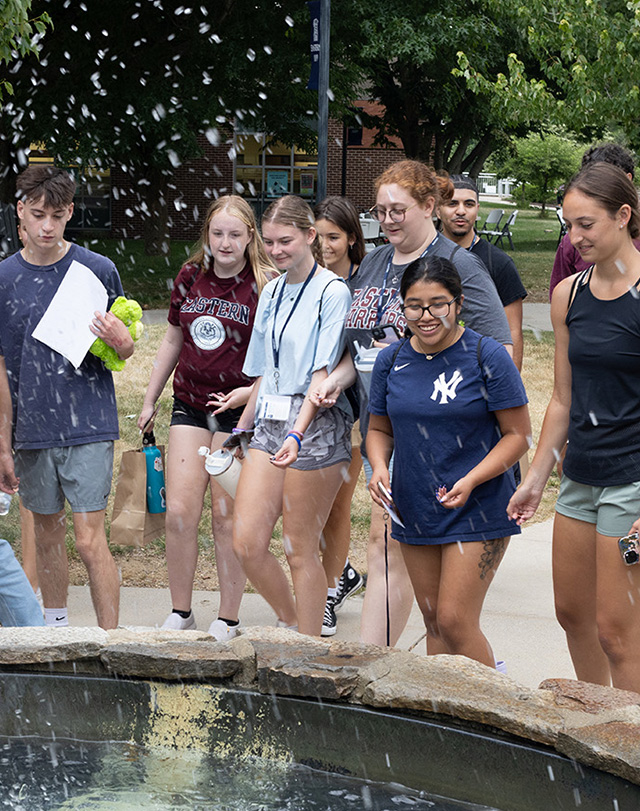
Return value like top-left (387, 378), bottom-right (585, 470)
top-left (289, 430), bottom-right (304, 440)
top-left (285, 432), bottom-right (302, 450)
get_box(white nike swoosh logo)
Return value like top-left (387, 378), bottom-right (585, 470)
top-left (394, 363), bottom-right (410, 371)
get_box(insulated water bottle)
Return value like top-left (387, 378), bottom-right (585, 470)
top-left (198, 447), bottom-right (242, 498)
top-left (142, 432), bottom-right (166, 513)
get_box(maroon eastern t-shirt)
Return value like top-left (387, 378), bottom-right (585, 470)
top-left (169, 262), bottom-right (260, 411)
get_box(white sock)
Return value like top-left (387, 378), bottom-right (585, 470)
top-left (44, 607), bottom-right (68, 627)
top-left (327, 587), bottom-right (338, 599)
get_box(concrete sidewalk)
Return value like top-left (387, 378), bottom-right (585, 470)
top-left (68, 517), bottom-right (574, 691)
top-left (144, 302), bottom-right (554, 335)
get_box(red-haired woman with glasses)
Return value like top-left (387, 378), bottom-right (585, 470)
top-left (318, 160), bottom-right (514, 647)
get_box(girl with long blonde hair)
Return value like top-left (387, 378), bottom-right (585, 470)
top-left (138, 194), bottom-right (274, 639)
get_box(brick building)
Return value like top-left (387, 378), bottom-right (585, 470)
top-left (68, 103), bottom-right (407, 242)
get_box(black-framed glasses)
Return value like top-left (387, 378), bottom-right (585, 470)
top-left (401, 296), bottom-right (459, 321)
top-left (368, 203), bottom-right (417, 223)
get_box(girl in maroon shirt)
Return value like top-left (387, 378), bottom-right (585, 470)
top-left (139, 195), bottom-right (274, 639)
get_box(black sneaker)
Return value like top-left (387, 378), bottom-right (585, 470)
top-left (321, 599), bottom-right (337, 636)
top-left (333, 563), bottom-right (365, 612)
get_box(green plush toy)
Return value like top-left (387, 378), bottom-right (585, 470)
top-left (89, 296), bottom-right (144, 371)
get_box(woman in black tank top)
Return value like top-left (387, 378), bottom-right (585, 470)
top-left (508, 162), bottom-right (640, 693)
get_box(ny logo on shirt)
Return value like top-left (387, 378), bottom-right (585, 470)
top-left (430, 370), bottom-right (463, 404)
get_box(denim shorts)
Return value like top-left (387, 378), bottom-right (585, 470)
top-left (14, 441), bottom-right (114, 515)
top-left (555, 474), bottom-right (640, 537)
top-left (171, 395), bottom-right (243, 435)
top-left (0, 539), bottom-right (45, 627)
top-left (251, 394), bottom-right (352, 471)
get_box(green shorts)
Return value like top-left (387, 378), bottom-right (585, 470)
top-left (14, 441), bottom-right (114, 515)
top-left (555, 475), bottom-right (640, 537)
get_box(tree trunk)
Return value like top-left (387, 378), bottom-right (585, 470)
top-left (462, 131), bottom-right (497, 178)
top-left (446, 135), bottom-right (472, 175)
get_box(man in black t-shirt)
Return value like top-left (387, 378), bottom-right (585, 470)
top-left (438, 177), bottom-right (527, 370)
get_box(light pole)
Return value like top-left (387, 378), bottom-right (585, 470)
top-left (316, 0), bottom-right (330, 202)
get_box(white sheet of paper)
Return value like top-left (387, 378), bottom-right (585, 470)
top-left (31, 260), bottom-right (108, 369)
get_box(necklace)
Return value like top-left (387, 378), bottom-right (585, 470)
top-left (415, 325), bottom-right (461, 360)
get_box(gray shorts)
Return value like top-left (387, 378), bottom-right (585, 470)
top-left (14, 441), bottom-right (115, 515)
top-left (556, 474), bottom-right (640, 537)
top-left (251, 394), bottom-right (352, 471)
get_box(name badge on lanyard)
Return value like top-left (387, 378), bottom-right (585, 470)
top-left (259, 394), bottom-right (292, 422)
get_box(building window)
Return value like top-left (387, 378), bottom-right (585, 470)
top-left (68, 167), bottom-right (111, 231)
top-left (233, 132), bottom-right (318, 216)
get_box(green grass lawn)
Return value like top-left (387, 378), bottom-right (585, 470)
top-left (78, 237), bottom-right (195, 309)
top-left (78, 203), bottom-right (558, 309)
top-left (477, 203), bottom-right (560, 302)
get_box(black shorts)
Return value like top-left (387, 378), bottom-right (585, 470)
top-left (170, 396), bottom-right (243, 434)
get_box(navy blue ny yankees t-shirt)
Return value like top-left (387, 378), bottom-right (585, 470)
top-left (368, 328), bottom-right (527, 545)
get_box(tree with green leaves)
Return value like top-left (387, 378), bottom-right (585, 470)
top-left (0, 0), bottom-right (358, 253)
top-left (456, 0), bottom-right (640, 151)
top-left (345, 0), bottom-right (548, 175)
top-left (0, 0), bottom-right (51, 101)
top-left (495, 131), bottom-right (583, 213)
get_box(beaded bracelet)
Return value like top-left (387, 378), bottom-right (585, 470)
top-left (285, 432), bottom-right (302, 450)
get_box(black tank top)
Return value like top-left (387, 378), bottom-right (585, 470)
top-left (563, 268), bottom-right (640, 486)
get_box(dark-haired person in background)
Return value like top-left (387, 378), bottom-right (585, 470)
top-left (438, 176), bottom-right (527, 369)
top-left (314, 197), bottom-right (367, 636)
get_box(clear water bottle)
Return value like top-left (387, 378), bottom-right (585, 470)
top-left (0, 492), bottom-right (11, 516)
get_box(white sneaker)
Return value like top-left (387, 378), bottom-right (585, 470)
top-left (276, 619), bottom-right (298, 631)
top-left (161, 611), bottom-right (196, 631)
top-left (208, 618), bottom-right (240, 641)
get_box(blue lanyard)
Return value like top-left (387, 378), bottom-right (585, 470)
top-left (468, 234), bottom-right (479, 250)
top-left (375, 235), bottom-right (439, 326)
top-left (347, 262), bottom-right (355, 281)
top-left (271, 261), bottom-right (317, 389)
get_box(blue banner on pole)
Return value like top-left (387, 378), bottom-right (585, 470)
top-left (307, 0), bottom-right (320, 91)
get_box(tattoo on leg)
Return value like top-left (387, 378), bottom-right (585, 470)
top-left (478, 538), bottom-right (506, 580)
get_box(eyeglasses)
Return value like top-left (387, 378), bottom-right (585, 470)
top-left (368, 203), bottom-right (417, 223)
top-left (401, 297), bottom-right (459, 321)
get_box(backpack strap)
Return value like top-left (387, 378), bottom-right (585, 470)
top-left (318, 277), bottom-right (345, 327)
top-left (391, 337), bottom-right (409, 367)
top-left (381, 337), bottom-right (410, 387)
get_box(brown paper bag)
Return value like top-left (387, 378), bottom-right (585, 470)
top-left (110, 447), bottom-right (165, 547)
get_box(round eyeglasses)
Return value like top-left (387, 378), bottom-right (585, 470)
top-left (368, 203), bottom-right (417, 223)
top-left (401, 296), bottom-right (459, 321)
